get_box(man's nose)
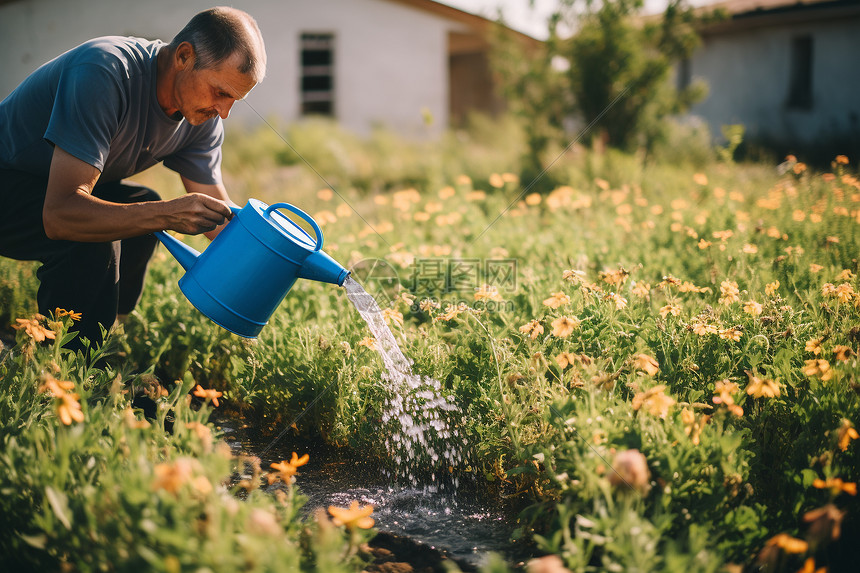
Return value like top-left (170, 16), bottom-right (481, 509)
top-left (217, 100), bottom-right (235, 119)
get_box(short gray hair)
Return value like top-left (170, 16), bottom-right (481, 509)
top-left (171, 7), bottom-right (266, 81)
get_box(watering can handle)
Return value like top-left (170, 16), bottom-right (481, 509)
top-left (264, 202), bottom-right (323, 252)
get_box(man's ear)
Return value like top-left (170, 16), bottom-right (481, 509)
top-left (175, 41), bottom-right (195, 70)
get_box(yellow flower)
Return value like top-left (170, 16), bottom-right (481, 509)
top-left (835, 269), bottom-right (855, 281)
top-left (742, 243), bottom-right (758, 254)
top-left (328, 500), bottom-right (375, 530)
top-left (632, 385), bottom-right (675, 418)
top-left (765, 280), bottom-right (780, 296)
top-left (812, 477), bottom-right (857, 496)
top-left (835, 283), bottom-right (855, 303)
top-left (270, 452), bottom-right (310, 484)
top-left (562, 269), bottom-right (586, 283)
top-left (357, 337), bottom-right (377, 351)
top-left (317, 188), bottom-right (333, 201)
top-left (745, 372), bottom-right (781, 398)
top-left (474, 284), bottom-right (504, 302)
top-left (192, 385), bottom-right (223, 407)
top-left (12, 316), bottom-right (56, 342)
top-left (698, 239), bottom-right (712, 249)
top-left (803, 359), bottom-right (833, 381)
top-left (381, 308), bottom-right (404, 326)
top-left (837, 419), bottom-right (859, 451)
top-left (809, 263), bottom-right (824, 273)
top-left (542, 292), bottom-right (571, 309)
top-left (438, 185), bottom-right (456, 199)
top-left (743, 301), bottom-right (763, 316)
top-left (633, 354), bottom-right (660, 376)
top-left (551, 316), bottom-right (580, 337)
top-left (693, 173), bottom-right (708, 186)
top-left (519, 320), bottom-right (544, 340)
top-left (659, 304), bottom-right (681, 319)
top-left (435, 303), bottom-right (467, 322)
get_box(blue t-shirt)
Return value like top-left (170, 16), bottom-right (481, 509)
top-left (0, 36), bottom-right (223, 185)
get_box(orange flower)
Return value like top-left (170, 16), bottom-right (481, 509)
top-left (192, 385), bottom-right (223, 407)
top-left (608, 449), bottom-right (651, 493)
top-left (152, 458), bottom-right (195, 494)
top-left (743, 301), bottom-right (763, 316)
top-left (519, 320), bottom-right (544, 340)
top-left (38, 375), bottom-right (75, 398)
top-left (837, 419), bottom-right (859, 451)
top-left (474, 284), bottom-right (504, 302)
top-left (550, 316), bottom-right (580, 337)
top-left (765, 533), bottom-right (808, 554)
top-left (659, 304), bottom-right (681, 319)
top-left (270, 453), bottom-right (309, 484)
top-left (54, 308), bottom-right (82, 321)
top-left (542, 292), bottom-right (571, 309)
top-left (12, 316), bottom-right (56, 342)
top-left (57, 392), bottom-right (84, 425)
top-left (712, 379), bottom-right (744, 417)
top-left (631, 281), bottom-right (651, 299)
top-left (633, 354), bottom-right (660, 376)
top-left (693, 173), bottom-right (708, 186)
top-left (328, 500), bottom-right (375, 530)
top-left (681, 407), bottom-right (709, 446)
top-left (803, 359), bottom-right (833, 381)
top-left (812, 477), bottom-right (857, 496)
top-left (719, 327), bottom-right (742, 342)
top-left (833, 345), bottom-right (853, 361)
top-left (765, 280), bottom-right (780, 296)
top-left (555, 352), bottom-right (578, 369)
top-left (745, 371), bottom-right (781, 398)
top-left (632, 385), bottom-right (675, 418)
top-left (381, 308), bottom-right (404, 326)
top-left (357, 337), bottom-right (377, 351)
top-left (805, 338), bottom-right (823, 355)
top-left (719, 280), bottom-right (740, 305)
top-left (835, 155), bottom-right (849, 165)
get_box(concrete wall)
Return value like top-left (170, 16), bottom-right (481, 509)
top-left (689, 14), bottom-right (860, 147)
top-left (0, 0), bottom-right (469, 137)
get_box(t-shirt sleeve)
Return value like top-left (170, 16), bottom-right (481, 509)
top-left (43, 63), bottom-right (123, 172)
top-left (162, 119), bottom-right (224, 185)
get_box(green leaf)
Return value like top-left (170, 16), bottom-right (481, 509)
top-left (45, 486), bottom-right (72, 530)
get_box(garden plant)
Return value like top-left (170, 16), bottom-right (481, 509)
top-left (1, 119), bottom-right (858, 572)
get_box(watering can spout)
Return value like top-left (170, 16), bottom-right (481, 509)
top-left (297, 250), bottom-right (351, 286)
top-left (155, 231), bottom-right (200, 271)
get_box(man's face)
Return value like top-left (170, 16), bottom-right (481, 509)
top-left (173, 51), bottom-right (257, 125)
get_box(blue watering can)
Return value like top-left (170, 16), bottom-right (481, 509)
top-left (154, 199), bottom-right (350, 338)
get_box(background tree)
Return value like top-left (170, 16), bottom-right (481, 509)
top-left (493, 0), bottom-right (709, 169)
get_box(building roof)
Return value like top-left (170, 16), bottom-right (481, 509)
top-left (697, 0), bottom-right (860, 32)
top-left (385, 0), bottom-right (542, 51)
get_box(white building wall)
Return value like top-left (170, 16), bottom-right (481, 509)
top-left (0, 0), bottom-right (464, 137)
top-left (689, 15), bottom-right (860, 145)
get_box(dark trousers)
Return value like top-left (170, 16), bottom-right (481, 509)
top-left (0, 169), bottom-right (160, 347)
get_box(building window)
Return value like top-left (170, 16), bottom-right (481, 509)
top-left (786, 35), bottom-right (813, 110)
top-left (300, 33), bottom-right (334, 116)
top-left (676, 57), bottom-right (691, 92)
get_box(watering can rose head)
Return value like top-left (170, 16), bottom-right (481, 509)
top-left (155, 199), bottom-right (350, 338)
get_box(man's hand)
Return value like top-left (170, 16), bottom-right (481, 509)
top-left (162, 193), bottom-right (233, 235)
